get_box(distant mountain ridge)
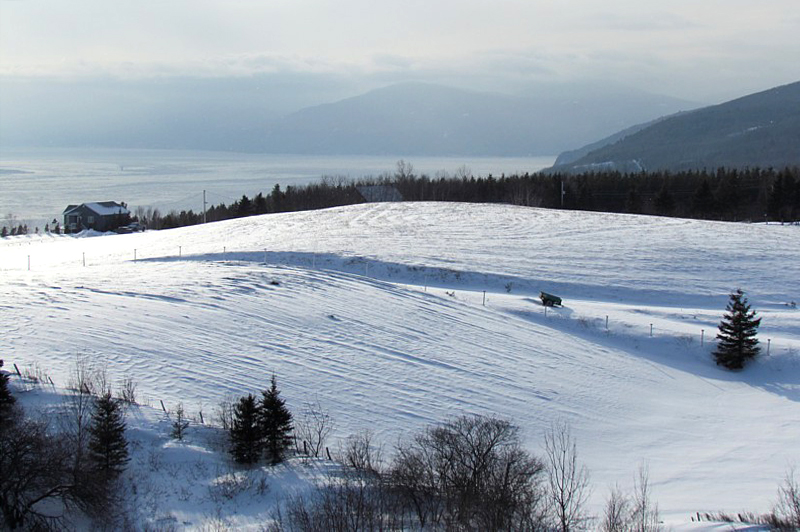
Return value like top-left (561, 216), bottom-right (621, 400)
top-left (254, 82), bottom-right (694, 156)
top-left (0, 79), bottom-right (694, 156)
top-left (548, 81), bottom-right (800, 173)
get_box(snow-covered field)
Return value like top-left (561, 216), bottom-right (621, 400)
top-left (2, 202), bottom-right (799, 528)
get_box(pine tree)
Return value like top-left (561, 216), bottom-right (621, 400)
top-left (714, 289), bottom-right (762, 370)
top-left (229, 394), bottom-right (261, 464)
top-left (259, 375), bottom-right (294, 465)
top-left (0, 359), bottom-right (17, 422)
top-left (88, 391), bottom-right (129, 478)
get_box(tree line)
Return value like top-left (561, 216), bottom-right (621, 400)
top-left (1, 165), bottom-right (797, 238)
top-left (130, 165), bottom-right (800, 232)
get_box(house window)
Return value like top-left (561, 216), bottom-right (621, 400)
top-left (87, 216), bottom-right (95, 225)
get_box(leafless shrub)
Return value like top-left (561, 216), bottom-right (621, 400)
top-left (776, 467), bottom-right (800, 529)
top-left (601, 484), bottom-right (632, 532)
top-left (214, 396), bottom-right (236, 431)
top-left (390, 414), bottom-right (547, 530)
top-left (207, 469), bottom-right (252, 503)
top-left (147, 444), bottom-right (164, 472)
top-left (269, 474), bottom-right (406, 532)
top-left (206, 466), bottom-right (268, 504)
top-left (296, 400), bottom-right (334, 458)
top-left (117, 377), bottom-right (138, 405)
top-left (339, 430), bottom-right (384, 478)
top-left (20, 363), bottom-right (50, 385)
top-left (67, 354), bottom-right (109, 396)
top-left (544, 421), bottom-right (592, 531)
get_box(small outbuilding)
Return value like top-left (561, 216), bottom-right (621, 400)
top-left (63, 202), bottom-right (131, 233)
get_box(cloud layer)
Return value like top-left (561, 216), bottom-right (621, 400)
top-left (1, 0), bottom-right (798, 101)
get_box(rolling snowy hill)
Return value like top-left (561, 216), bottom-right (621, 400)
top-left (2, 202), bottom-right (799, 526)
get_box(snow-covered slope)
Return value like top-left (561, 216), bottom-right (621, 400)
top-left (2, 203), bottom-right (799, 524)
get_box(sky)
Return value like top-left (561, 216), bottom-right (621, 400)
top-left (1, 0), bottom-right (798, 103)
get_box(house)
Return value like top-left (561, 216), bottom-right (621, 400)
top-left (63, 202), bottom-right (131, 233)
top-left (355, 185), bottom-right (404, 203)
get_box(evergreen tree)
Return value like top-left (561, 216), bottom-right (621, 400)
top-left (259, 375), bottom-right (294, 465)
top-left (88, 392), bottom-right (129, 478)
top-left (229, 394), bottom-right (261, 464)
top-left (653, 185), bottom-right (675, 215)
top-left (0, 359), bottom-right (16, 422)
top-left (691, 180), bottom-right (716, 218)
top-left (625, 186), bottom-right (642, 214)
top-left (171, 403), bottom-right (190, 441)
top-left (713, 289), bottom-right (762, 370)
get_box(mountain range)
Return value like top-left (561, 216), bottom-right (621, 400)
top-left (548, 80), bottom-right (800, 173)
top-left (254, 82), bottom-right (695, 156)
top-left (0, 79), bottom-right (694, 156)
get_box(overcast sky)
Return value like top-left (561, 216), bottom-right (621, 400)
top-left (1, 0), bottom-right (798, 104)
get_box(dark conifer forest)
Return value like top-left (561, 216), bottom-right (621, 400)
top-left (129, 166), bottom-right (799, 231)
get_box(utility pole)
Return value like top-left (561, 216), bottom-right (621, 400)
top-left (203, 190), bottom-right (208, 224)
top-left (561, 180), bottom-right (566, 208)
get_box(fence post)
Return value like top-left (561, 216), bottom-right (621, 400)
top-left (650, 324), bottom-right (653, 337)
top-left (199, 411), bottom-right (204, 424)
top-left (134, 249), bottom-right (137, 261)
top-left (482, 291), bottom-right (486, 306)
top-left (701, 329), bottom-right (704, 346)
top-left (767, 338), bottom-right (771, 356)
top-left (83, 252), bottom-right (86, 267)
top-left (179, 246), bottom-right (182, 258)
top-left (605, 315), bottom-right (609, 330)
top-left (27, 255), bottom-right (30, 271)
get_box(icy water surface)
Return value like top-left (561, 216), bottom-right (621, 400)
top-left (0, 148), bottom-right (554, 229)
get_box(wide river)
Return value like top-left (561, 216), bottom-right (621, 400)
top-left (0, 148), bottom-right (554, 231)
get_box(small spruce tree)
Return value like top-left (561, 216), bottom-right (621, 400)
top-left (713, 289), bottom-right (761, 370)
top-left (88, 391), bottom-right (130, 478)
top-left (0, 359), bottom-right (17, 422)
top-left (171, 403), bottom-right (190, 441)
top-left (259, 375), bottom-right (294, 465)
top-left (230, 394), bottom-right (261, 464)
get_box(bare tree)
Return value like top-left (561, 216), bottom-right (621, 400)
top-left (601, 484), bottom-right (632, 532)
top-left (631, 464), bottom-right (660, 532)
top-left (339, 430), bottom-right (384, 478)
top-left (296, 400), bottom-right (334, 458)
top-left (544, 421), bottom-right (592, 531)
top-left (0, 408), bottom-right (75, 529)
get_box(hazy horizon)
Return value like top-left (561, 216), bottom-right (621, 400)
top-left (1, 1), bottom-right (797, 153)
